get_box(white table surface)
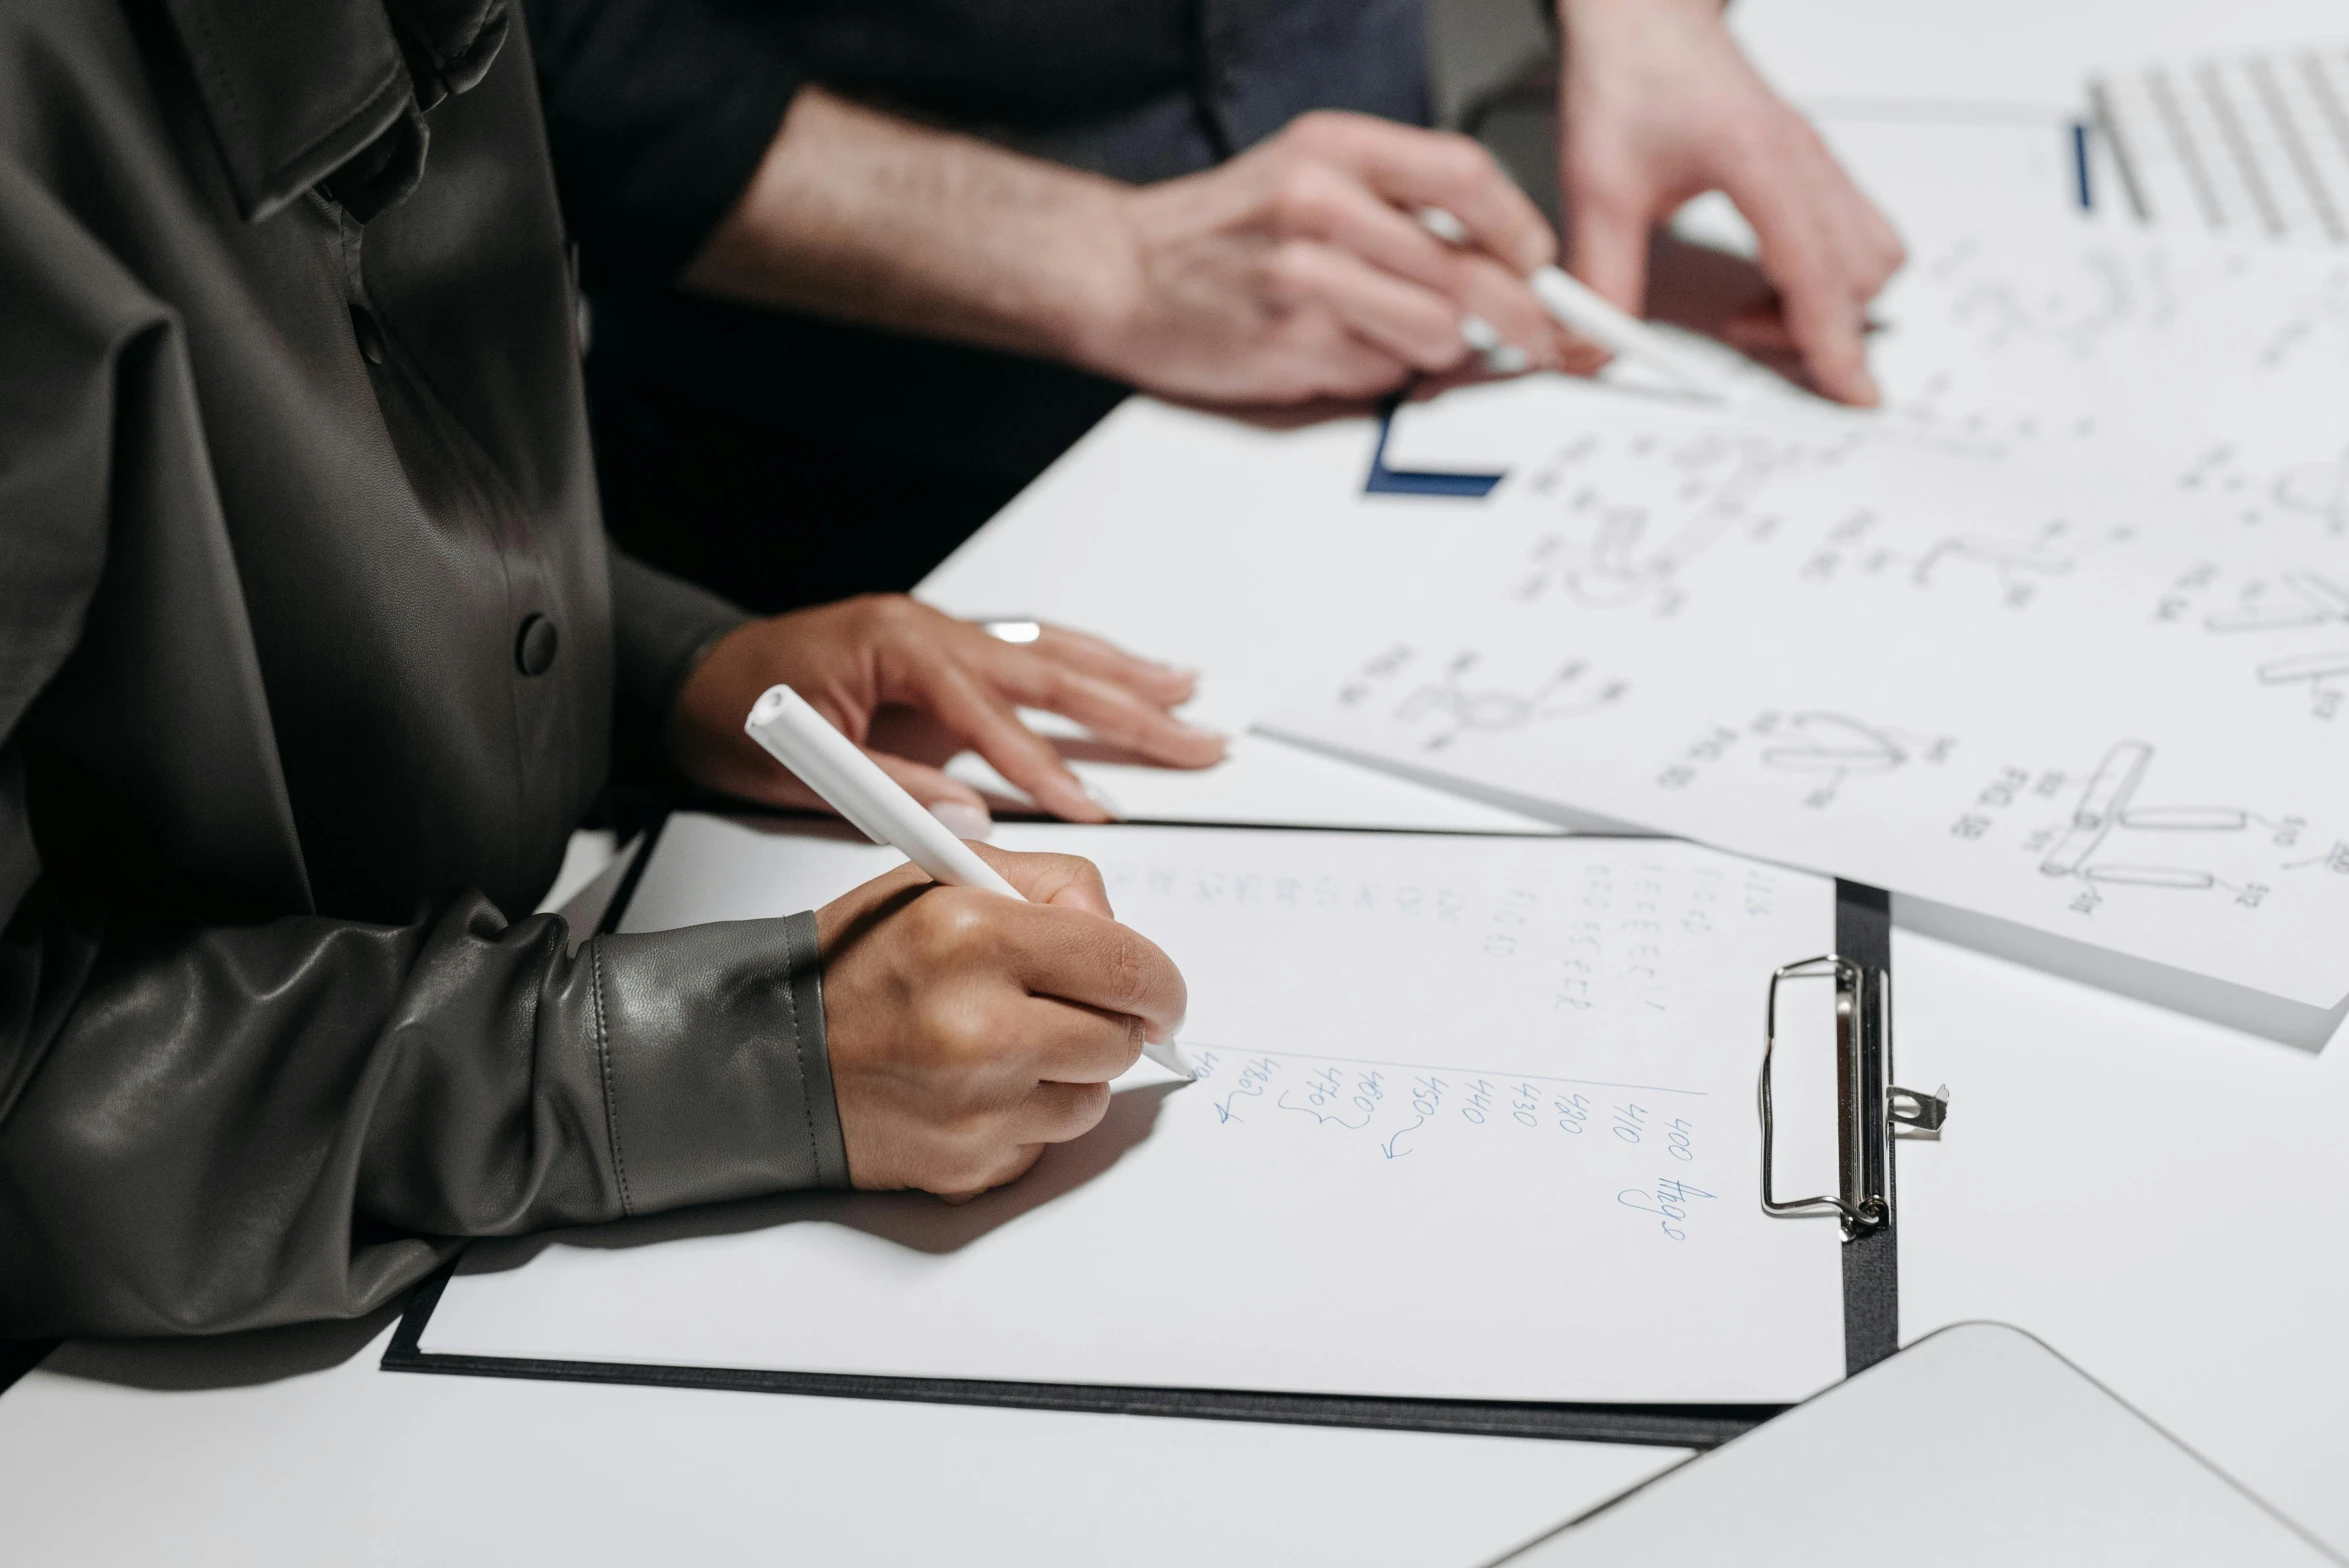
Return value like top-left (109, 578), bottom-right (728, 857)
top-left (9, 6), bottom-right (2349, 1563)
top-left (1733, 0), bottom-right (2349, 109)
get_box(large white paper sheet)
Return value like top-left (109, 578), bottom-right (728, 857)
top-left (423, 815), bottom-right (1847, 1406)
top-left (1277, 223), bottom-right (2349, 1017)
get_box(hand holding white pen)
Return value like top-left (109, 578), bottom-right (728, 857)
top-left (1417, 205), bottom-right (1740, 402)
top-left (746, 685), bottom-right (1194, 1079)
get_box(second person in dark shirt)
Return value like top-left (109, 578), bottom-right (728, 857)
top-left (530, 0), bottom-right (1904, 614)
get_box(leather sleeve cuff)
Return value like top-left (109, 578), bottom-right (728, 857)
top-left (583, 910), bottom-right (847, 1214)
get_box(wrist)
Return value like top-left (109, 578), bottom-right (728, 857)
top-left (1052, 184), bottom-right (1160, 384)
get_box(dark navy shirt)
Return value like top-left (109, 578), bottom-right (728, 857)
top-left (530, 0), bottom-right (1432, 286)
top-left (527, 0), bottom-right (1431, 526)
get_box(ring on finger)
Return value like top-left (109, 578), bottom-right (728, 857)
top-left (977, 618), bottom-right (1044, 645)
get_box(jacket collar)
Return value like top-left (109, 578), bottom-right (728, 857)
top-left (158, 0), bottom-right (507, 224)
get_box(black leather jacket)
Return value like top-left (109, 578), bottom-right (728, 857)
top-left (0, 0), bottom-right (846, 1338)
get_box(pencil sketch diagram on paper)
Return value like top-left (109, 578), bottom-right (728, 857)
top-left (2252, 264), bottom-right (2349, 372)
top-left (2035, 741), bottom-right (2306, 908)
top-left (1876, 237), bottom-right (2271, 457)
top-left (1883, 367), bottom-right (2101, 453)
top-left (1921, 234), bottom-right (2255, 359)
top-left (2176, 445), bottom-right (2349, 535)
top-left (1802, 511), bottom-right (2121, 610)
top-left (1754, 711), bottom-right (1955, 808)
top-left (2255, 650), bottom-right (2349, 717)
top-left (1328, 644), bottom-right (1631, 754)
top-left (2199, 567), bottom-right (2349, 717)
top-left (2274, 454), bottom-right (2349, 535)
top-left (1388, 652), bottom-right (1630, 752)
top-left (1911, 532), bottom-right (2079, 593)
top-left (1506, 425), bottom-right (1858, 615)
top-left (2203, 569), bottom-right (2349, 633)
top-left (1940, 240), bottom-right (2143, 358)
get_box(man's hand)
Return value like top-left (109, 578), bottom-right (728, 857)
top-left (1557, 0), bottom-right (1905, 404)
top-left (687, 91), bottom-right (1599, 412)
top-left (1088, 112), bottom-right (1599, 404)
top-left (668, 596), bottom-right (1223, 827)
top-left (816, 845), bottom-right (1186, 1198)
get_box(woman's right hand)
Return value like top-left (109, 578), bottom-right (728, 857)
top-left (815, 844), bottom-right (1186, 1200)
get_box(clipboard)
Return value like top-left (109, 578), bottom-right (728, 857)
top-left (386, 821), bottom-right (1943, 1451)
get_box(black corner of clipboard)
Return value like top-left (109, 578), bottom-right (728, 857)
top-left (592, 812), bottom-right (669, 937)
top-left (1834, 880), bottom-right (1900, 1375)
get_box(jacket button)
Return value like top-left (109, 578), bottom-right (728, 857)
top-left (514, 613), bottom-right (559, 676)
top-left (348, 302), bottom-right (386, 366)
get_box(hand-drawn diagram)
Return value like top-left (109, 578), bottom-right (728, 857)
top-left (1939, 239), bottom-right (2144, 358)
top-left (1509, 426), bottom-right (1859, 615)
top-left (1910, 531), bottom-right (2079, 598)
top-left (2272, 452), bottom-right (2349, 535)
top-left (1756, 711), bottom-right (1953, 808)
top-left (1329, 644), bottom-right (1634, 755)
top-left (2177, 445), bottom-right (2349, 534)
top-left (1883, 367), bottom-right (2102, 455)
top-left (1393, 652), bottom-right (1630, 752)
top-left (1928, 236), bottom-right (2257, 359)
top-left (2203, 569), bottom-right (2349, 632)
top-left (1797, 510), bottom-right (2118, 610)
top-left (2199, 568), bottom-right (2349, 715)
top-left (2252, 266), bottom-right (2349, 372)
top-left (2257, 651), bottom-right (2349, 718)
top-left (2037, 741), bottom-right (2272, 895)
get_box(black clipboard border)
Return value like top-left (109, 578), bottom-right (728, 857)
top-left (1835, 881), bottom-right (1900, 1374)
top-left (384, 1264), bottom-right (1773, 1447)
top-left (385, 819), bottom-right (1895, 1449)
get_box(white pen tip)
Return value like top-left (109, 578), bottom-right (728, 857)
top-left (1146, 1039), bottom-right (1196, 1080)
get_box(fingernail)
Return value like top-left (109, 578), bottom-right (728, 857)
top-left (1484, 343), bottom-right (1529, 375)
top-left (1082, 781), bottom-right (1124, 820)
top-left (1417, 206), bottom-right (1468, 245)
top-left (1176, 718), bottom-right (1226, 743)
top-left (1459, 313), bottom-right (1503, 353)
top-left (929, 801), bottom-right (994, 841)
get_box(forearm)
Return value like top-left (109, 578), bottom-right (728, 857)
top-left (0, 884), bottom-right (842, 1338)
top-left (682, 87), bottom-right (1135, 370)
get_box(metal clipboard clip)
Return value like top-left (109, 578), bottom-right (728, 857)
top-left (1759, 954), bottom-right (1950, 1239)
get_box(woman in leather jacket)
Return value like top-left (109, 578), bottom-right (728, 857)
top-left (0, 0), bottom-right (1208, 1337)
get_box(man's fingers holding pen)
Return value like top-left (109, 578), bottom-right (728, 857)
top-left (1285, 113), bottom-right (1555, 277)
top-left (1092, 112), bottom-right (1569, 402)
top-left (1258, 163), bottom-right (1563, 370)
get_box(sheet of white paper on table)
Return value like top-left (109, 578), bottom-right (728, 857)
top-left (425, 814), bottom-right (1848, 1406)
top-left (1385, 103), bottom-right (2092, 477)
top-left (1277, 219), bottom-right (2349, 1023)
top-left (915, 398), bottom-right (1558, 836)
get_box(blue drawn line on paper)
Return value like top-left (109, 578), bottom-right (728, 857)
top-left (1181, 1042), bottom-right (1705, 1098)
